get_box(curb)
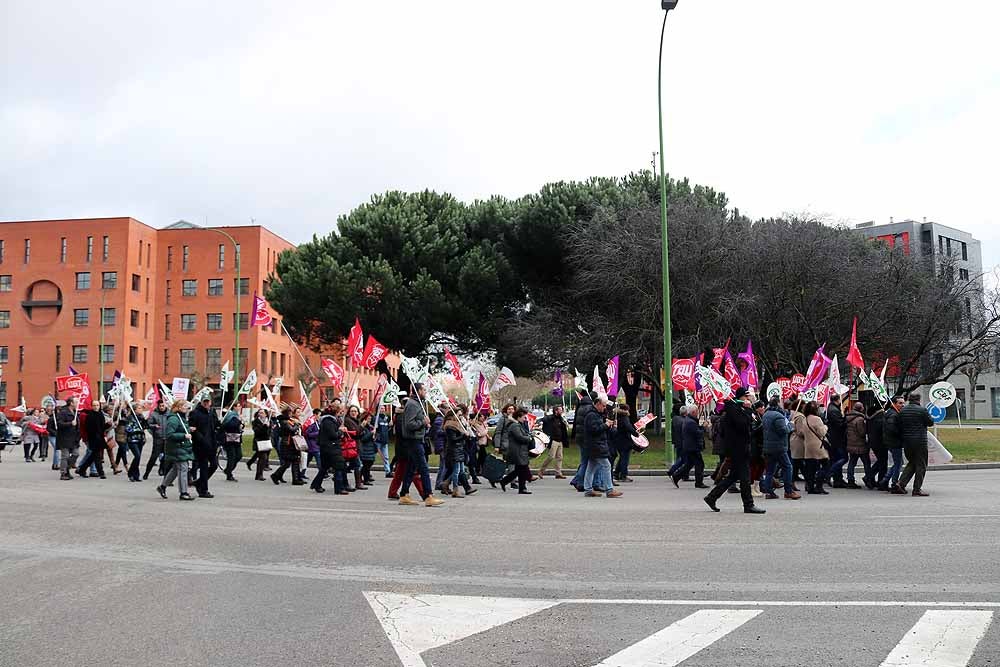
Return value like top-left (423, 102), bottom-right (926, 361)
top-left (617, 462), bottom-right (1000, 476)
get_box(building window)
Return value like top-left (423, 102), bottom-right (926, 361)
top-left (130, 309), bottom-right (140, 327)
top-left (182, 245), bottom-right (189, 271)
top-left (101, 308), bottom-right (116, 326)
top-left (146, 242), bottom-right (151, 268)
top-left (131, 274), bottom-right (141, 292)
top-left (206, 348), bottom-right (222, 375)
top-left (145, 277), bottom-right (149, 303)
top-left (86, 236), bottom-right (93, 262)
top-left (102, 271), bottom-right (117, 289)
top-left (167, 246), bottom-right (174, 270)
top-left (262, 279), bottom-right (270, 295)
top-left (261, 348), bottom-right (267, 373)
top-left (960, 268), bottom-right (969, 281)
top-left (163, 349), bottom-right (169, 374)
top-left (962, 242), bottom-right (968, 261)
top-left (271, 351), bottom-right (277, 374)
top-left (164, 314), bottom-right (171, 340)
top-left (938, 235), bottom-right (944, 253)
top-left (138, 238), bottom-right (143, 265)
top-left (72, 345), bottom-right (88, 363)
top-left (182, 279), bottom-right (197, 296)
top-left (946, 237), bottom-right (952, 257)
top-left (218, 244), bottom-right (225, 270)
top-left (280, 353), bottom-right (286, 376)
top-left (165, 279), bottom-right (172, 303)
top-left (143, 347), bottom-right (147, 372)
top-left (235, 277), bottom-right (249, 295)
top-left (0, 382), bottom-right (6, 407)
top-left (73, 308), bottom-right (89, 327)
top-left (128, 346), bottom-right (138, 364)
top-left (18, 345), bottom-right (23, 371)
top-left (60, 238), bottom-right (67, 263)
top-left (233, 312), bottom-right (249, 330)
top-left (232, 348), bottom-right (248, 373)
top-left (0, 346), bottom-right (7, 363)
top-left (100, 345), bottom-right (115, 363)
top-left (180, 349), bottom-right (195, 375)
top-left (0, 275), bottom-right (10, 292)
top-left (0, 311), bottom-right (9, 328)
top-left (206, 313), bottom-right (223, 330)
top-left (144, 312), bottom-right (149, 337)
top-left (24, 238), bottom-right (31, 263)
top-left (181, 314), bottom-right (196, 331)
top-left (102, 235), bottom-right (109, 261)
top-left (0, 239), bottom-right (4, 263)
top-left (208, 279), bottom-right (223, 296)
top-left (55, 345), bottom-right (61, 371)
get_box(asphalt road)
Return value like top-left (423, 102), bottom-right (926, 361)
top-left (1, 457), bottom-right (999, 666)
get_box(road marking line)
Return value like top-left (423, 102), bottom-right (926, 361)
top-left (285, 506), bottom-right (399, 515)
top-left (880, 610), bottom-right (993, 667)
top-left (871, 515), bottom-right (1000, 519)
top-left (593, 609), bottom-right (761, 667)
top-left (558, 599), bottom-right (1000, 607)
top-left (364, 592), bottom-right (560, 667)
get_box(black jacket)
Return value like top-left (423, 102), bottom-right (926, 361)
top-left (868, 410), bottom-right (886, 452)
top-left (613, 412), bottom-right (639, 453)
top-left (55, 406), bottom-right (79, 449)
top-left (187, 404), bottom-right (218, 457)
top-left (583, 407), bottom-right (614, 459)
top-left (884, 409), bottom-right (901, 449)
top-left (897, 404), bottom-right (934, 449)
top-left (252, 416), bottom-right (270, 442)
top-left (541, 413), bottom-right (569, 444)
top-left (318, 414), bottom-right (345, 471)
top-left (84, 409), bottom-right (107, 449)
top-left (444, 420), bottom-right (468, 464)
top-left (721, 400), bottom-right (752, 461)
top-left (504, 421), bottom-right (534, 466)
top-left (681, 415), bottom-right (705, 453)
top-left (671, 414), bottom-right (686, 451)
top-left (826, 404), bottom-right (846, 449)
top-left (571, 395), bottom-right (594, 442)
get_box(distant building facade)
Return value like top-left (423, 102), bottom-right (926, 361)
top-left (0, 217), bottom-right (395, 414)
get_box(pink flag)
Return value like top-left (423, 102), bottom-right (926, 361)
top-left (737, 340), bottom-right (759, 390)
top-left (361, 336), bottom-right (389, 369)
top-left (803, 345), bottom-right (833, 390)
top-left (474, 372), bottom-right (491, 414)
top-left (347, 318), bottom-right (364, 367)
top-left (320, 358), bottom-right (345, 387)
top-left (444, 348), bottom-right (463, 382)
top-left (722, 349), bottom-right (741, 392)
top-left (249, 292), bottom-right (273, 327)
top-left (605, 356), bottom-right (620, 397)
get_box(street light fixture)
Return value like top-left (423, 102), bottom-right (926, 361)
top-left (658, 0), bottom-right (677, 464)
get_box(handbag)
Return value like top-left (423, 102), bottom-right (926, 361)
top-left (292, 434), bottom-right (309, 452)
top-left (225, 432), bottom-right (242, 443)
top-left (255, 440), bottom-right (273, 452)
top-left (808, 422), bottom-right (832, 452)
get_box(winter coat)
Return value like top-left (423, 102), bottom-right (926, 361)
top-left (798, 414), bottom-right (829, 460)
top-left (710, 412), bottom-right (725, 456)
top-left (868, 410), bottom-right (886, 452)
top-left (444, 417), bottom-right (468, 464)
top-left (825, 404), bottom-right (846, 449)
top-left (318, 414), bottom-right (345, 471)
top-left (883, 409), bottom-right (901, 449)
top-left (671, 415), bottom-right (686, 452)
top-left (750, 411), bottom-right (764, 459)
top-left (613, 412), bottom-right (639, 454)
top-left (583, 408), bottom-right (614, 459)
top-left (20, 416), bottom-right (41, 446)
top-left (374, 413), bottom-right (391, 444)
top-left (359, 424), bottom-right (377, 462)
top-left (341, 415), bottom-right (359, 460)
top-left (46, 412), bottom-right (57, 438)
top-left (220, 410), bottom-right (243, 442)
top-left (401, 398), bottom-right (427, 440)
top-left (148, 409), bottom-right (170, 444)
top-left (541, 413), bottom-right (569, 444)
top-left (305, 421), bottom-right (320, 454)
top-left (252, 415), bottom-right (270, 442)
top-left (124, 413), bottom-right (148, 447)
top-left (492, 414), bottom-right (514, 453)
top-left (721, 400), bottom-right (752, 461)
top-left (55, 406), bottom-right (79, 449)
top-left (163, 412), bottom-right (193, 464)
top-left (789, 411), bottom-right (806, 459)
top-left (845, 406), bottom-right (868, 455)
top-left (187, 404), bottom-right (218, 458)
top-left (473, 420), bottom-right (489, 447)
top-left (430, 415), bottom-right (446, 455)
top-left (897, 404), bottom-right (934, 449)
top-left (571, 394), bottom-right (594, 442)
top-left (504, 420), bottom-right (533, 466)
top-left (762, 407), bottom-right (793, 456)
top-left (84, 409), bottom-right (107, 449)
top-left (681, 415), bottom-right (704, 453)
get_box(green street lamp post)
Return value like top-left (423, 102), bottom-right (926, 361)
top-left (658, 0), bottom-right (677, 464)
top-left (205, 228), bottom-right (241, 403)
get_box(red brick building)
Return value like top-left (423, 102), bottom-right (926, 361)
top-left (0, 217), bottom-right (396, 414)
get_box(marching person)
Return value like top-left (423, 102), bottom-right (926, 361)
top-left (144, 399), bottom-right (170, 480)
top-left (537, 405), bottom-right (569, 479)
top-left (20, 408), bottom-right (41, 462)
top-left (247, 408), bottom-right (272, 480)
top-left (220, 405), bottom-right (244, 482)
top-left (359, 411), bottom-right (378, 486)
top-left (867, 403), bottom-right (888, 490)
top-left (442, 405), bottom-right (476, 498)
top-left (671, 405), bottom-right (708, 488)
top-left (187, 396), bottom-right (219, 498)
top-left (760, 397), bottom-right (799, 500)
top-left (80, 401), bottom-right (108, 479)
top-left (893, 393), bottom-right (934, 496)
top-left (56, 397), bottom-right (80, 481)
top-left (825, 394), bottom-right (848, 488)
top-left (667, 405), bottom-right (690, 481)
top-left (342, 405), bottom-right (365, 491)
top-left (880, 396), bottom-right (906, 492)
top-left (46, 406), bottom-right (60, 471)
top-left (397, 384), bottom-right (444, 507)
top-left (703, 388), bottom-right (765, 513)
top-left (611, 404), bottom-right (639, 483)
top-left (125, 404), bottom-right (149, 482)
top-left (798, 401), bottom-right (830, 495)
top-left (313, 403), bottom-right (348, 495)
top-left (375, 406), bottom-right (393, 478)
top-left (472, 412), bottom-right (490, 479)
top-left (272, 406), bottom-right (304, 486)
top-left (569, 392), bottom-right (595, 492)
top-left (844, 400), bottom-right (870, 489)
top-left (500, 408), bottom-right (536, 494)
top-left (157, 400), bottom-right (195, 501)
top-left (582, 396), bottom-right (622, 498)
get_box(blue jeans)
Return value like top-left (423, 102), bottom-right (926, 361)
top-left (886, 448), bottom-right (903, 486)
top-left (50, 437), bottom-right (60, 467)
top-left (584, 457), bottom-right (612, 495)
top-left (829, 446), bottom-right (848, 483)
top-left (762, 451), bottom-right (793, 494)
top-left (570, 441), bottom-right (589, 488)
top-left (401, 439), bottom-right (432, 499)
top-left (614, 448), bottom-right (632, 479)
top-left (668, 453), bottom-right (688, 478)
top-left (376, 440), bottom-right (391, 473)
top-left (450, 461), bottom-right (465, 488)
top-left (434, 453), bottom-right (447, 488)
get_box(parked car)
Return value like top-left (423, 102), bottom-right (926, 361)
top-left (531, 409), bottom-right (545, 419)
top-left (565, 413), bottom-right (575, 425)
top-left (486, 415), bottom-right (501, 428)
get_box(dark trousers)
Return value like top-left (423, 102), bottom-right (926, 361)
top-left (803, 458), bottom-right (827, 492)
top-left (194, 451), bottom-right (218, 496)
top-left (115, 442), bottom-right (128, 467)
top-left (400, 440), bottom-right (433, 499)
top-left (80, 443), bottom-right (106, 477)
top-left (127, 443), bottom-right (144, 480)
top-left (500, 463), bottom-right (531, 492)
top-left (361, 459), bottom-right (375, 484)
top-left (871, 447), bottom-right (889, 485)
top-left (898, 444), bottom-right (928, 492)
top-left (144, 440), bottom-right (165, 479)
top-left (273, 456), bottom-right (301, 483)
top-left (705, 457), bottom-right (753, 508)
top-left (476, 447), bottom-right (488, 476)
top-left (223, 443), bottom-right (242, 477)
top-left (673, 451), bottom-right (704, 483)
top-left (614, 447), bottom-right (632, 479)
top-left (847, 451), bottom-right (872, 484)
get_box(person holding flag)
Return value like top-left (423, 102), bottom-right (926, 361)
top-left (144, 398), bottom-right (170, 480)
top-left (397, 383), bottom-right (444, 507)
top-left (56, 396), bottom-right (80, 480)
top-left (220, 403), bottom-right (245, 482)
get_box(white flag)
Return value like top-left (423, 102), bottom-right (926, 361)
top-left (490, 366), bottom-right (516, 393)
top-left (238, 369), bottom-right (258, 395)
top-left (574, 368), bottom-right (587, 391)
top-left (270, 375), bottom-right (283, 388)
top-left (220, 360), bottom-right (235, 385)
top-left (591, 365), bottom-right (608, 403)
top-left (399, 354), bottom-right (429, 386)
top-left (347, 379), bottom-right (360, 409)
top-left (11, 397), bottom-right (27, 413)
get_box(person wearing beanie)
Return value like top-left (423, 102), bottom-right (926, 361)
top-left (704, 388), bottom-right (765, 514)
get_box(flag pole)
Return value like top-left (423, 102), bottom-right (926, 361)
top-left (279, 321), bottom-right (322, 386)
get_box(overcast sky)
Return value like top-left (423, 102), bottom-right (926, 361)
top-left (3, 1), bottom-right (998, 274)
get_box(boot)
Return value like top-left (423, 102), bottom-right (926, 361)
top-left (424, 495), bottom-right (445, 507)
top-left (354, 471), bottom-right (367, 490)
top-left (451, 488), bottom-right (463, 498)
top-left (398, 494), bottom-right (419, 506)
top-left (440, 480), bottom-right (451, 495)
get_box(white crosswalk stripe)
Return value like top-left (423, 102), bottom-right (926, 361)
top-left (592, 609), bottom-right (762, 667)
top-left (880, 610), bottom-right (993, 667)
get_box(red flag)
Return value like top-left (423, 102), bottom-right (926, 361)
top-left (443, 348), bottom-right (463, 382)
top-left (249, 292), bottom-right (273, 327)
top-left (722, 350), bottom-right (741, 392)
top-left (347, 318), bottom-right (364, 367)
top-left (671, 358), bottom-right (697, 391)
top-left (371, 373), bottom-right (390, 408)
top-left (320, 358), bottom-right (345, 387)
top-left (56, 372), bottom-right (93, 410)
top-left (846, 316), bottom-right (865, 370)
top-left (361, 335), bottom-right (389, 369)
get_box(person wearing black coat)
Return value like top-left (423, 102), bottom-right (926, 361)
top-left (581, 397), bottom-right (623, 498)
top-left (704, 388), bottom-right (765, 514)
top-left (671, 409), bottom-right (708, 488)
top-left (893, 393), bottom-right (935, 496)
top-left (247, 409), bottom-right (272, 481)
top-left (56, 398), bottom-right (80, 480)
top-left (81, 406), bottom-right (108, 479)
top-left (187, 398), bottom-right (219, 498)
top-left (499, 409), bottom-right (535, 494)
top-left (569, 392), bottom-right (595, 491)
top-left (538, 406), bottom-right (569, 479)
top-left (866, 405), bottom-right (887, 488)
top-left (825, 395), bottom-right (849, 487)
top-left (442, 407), bottom-right (477, 498)
top-left (313, 404), bottom-right (349, 494)
top-left (880, 396), bottom-right (906, 492)
top-left (610, 407), bottom-right (639, 483)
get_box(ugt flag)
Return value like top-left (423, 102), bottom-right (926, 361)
top-left (361, 336), bottom-right (389, 369)
top-left (249, 293), bottom-right (273, 327)
top-left (444, 348), bottom-right (463, 382)
top-left (321, 358), bottom-right (345, 387)
top-left (347, 318), bottom-right (365, 367)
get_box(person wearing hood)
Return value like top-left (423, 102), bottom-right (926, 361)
top-left (844, 400), bottom-right (870, 489)
top-left (187, 396), bottom-right (220, 498)
top-left (703, 388), bottom-right (766, 514)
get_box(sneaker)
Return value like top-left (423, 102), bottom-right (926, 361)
top-left (398, 494), bottom-right (419, 506)
top-left (179, 493), bottom-right (195, 501)
top-left (424, 495), bottom-right (445, 507)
